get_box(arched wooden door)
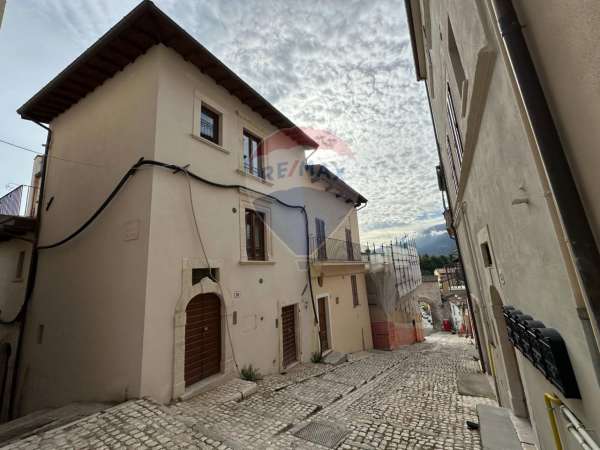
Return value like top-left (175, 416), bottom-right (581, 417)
top-left (185, 293), bottom-right (221, 386)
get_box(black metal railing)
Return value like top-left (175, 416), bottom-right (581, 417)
top-left (310, 236), bottom-right (362, 262)
top-left (0, 185), bottom-right (38, 217)
top-left (242, 162), bottom-right (265, 180)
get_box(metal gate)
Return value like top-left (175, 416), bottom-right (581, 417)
top-left (282, 305), bottom-right (297, 367)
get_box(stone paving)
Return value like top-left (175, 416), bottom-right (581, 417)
top-left (2, 333), bottom-right (496, 449)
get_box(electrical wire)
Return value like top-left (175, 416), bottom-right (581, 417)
top-left (0, 138), bottom-right (43, 155)
top-left (182, 168), bottom-right (240, 374)
top-left (32, 158), bottom-right (320, 336)
top-left (0, 137), bottom-right (107, 168)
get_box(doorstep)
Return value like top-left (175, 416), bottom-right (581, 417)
top-left (179, 373), bottom-right (257, 403)
top-left (477, 404), bottom-right (522, 450)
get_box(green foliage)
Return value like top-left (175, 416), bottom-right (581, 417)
top-left (240, 364), bottom-right (262, 381)
top-left (311, 351), bottom-right (324, 363)
top-left (419, 254), bottom-right (455, 275)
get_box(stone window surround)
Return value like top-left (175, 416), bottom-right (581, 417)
top-left (192, 91), bottom-right (227, 153)
top-left (238, 190), bottom-right (274, 263)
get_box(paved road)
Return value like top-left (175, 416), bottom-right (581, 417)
top-left (4, 333), bottom-right (492, 449)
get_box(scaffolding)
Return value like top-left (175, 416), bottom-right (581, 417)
top-left (362, 234), bottom-right (424, 349)
top-left (362, 234), bottom-right (422, 298)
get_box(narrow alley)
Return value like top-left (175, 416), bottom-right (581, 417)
top-left (1, 334), bottom-right (500, 449)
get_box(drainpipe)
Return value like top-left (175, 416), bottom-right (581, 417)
top-left (8, 122), bottom-right (51, 419)
top-left (422, 83), bottom-right (487, 371)
top-left (490, 0), bottom-right (600, 345)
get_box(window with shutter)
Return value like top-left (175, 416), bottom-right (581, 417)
top-left (245, 209), bottom-right (266, 261)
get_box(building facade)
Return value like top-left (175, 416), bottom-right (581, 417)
top-left (9, 1), bottom-right (372, 417)
top-left (0, 156), bottom-right (41, 422)
top-left (407, 1), bottom-right (600, 449)
top-left (364, 238), bottom-right (424, 349)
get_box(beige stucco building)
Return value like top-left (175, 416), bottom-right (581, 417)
top-left (407, 0), bottom-right (600, 448)
top-left (8, 1), bottom-right (372, 417)
top-left (0, 156), bottom-right (41, 422)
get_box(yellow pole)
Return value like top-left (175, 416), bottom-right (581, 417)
top-left (487, 344), bottom-right (496, 377)
top-left (544, 393), bottom-right (564, 450)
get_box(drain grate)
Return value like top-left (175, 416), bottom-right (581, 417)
top-left (293, 421), bottom-right (349, 448)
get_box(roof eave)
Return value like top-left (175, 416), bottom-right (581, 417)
top-left (404, 0), bottom-right (427, 81)
top-left (306, 164), bottom-right (367, 207)
top-left (16, 0), bottom-right (318, 149)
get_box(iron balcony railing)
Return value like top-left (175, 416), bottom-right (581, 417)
top-left (0, 185), bottom-right (38, 218)
top-left (242, 162), bottom-right (265, 180)
top-left (310, 236), bottom-right (362, 263)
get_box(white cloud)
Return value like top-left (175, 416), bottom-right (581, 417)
top-left (0, 0), bottom-right (441, 240)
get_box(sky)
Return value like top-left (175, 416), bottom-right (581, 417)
top-left (0, 0), bottom-right (441, 243)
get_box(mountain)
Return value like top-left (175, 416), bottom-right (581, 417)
top-left (415, 224), bottom-right (457, 256)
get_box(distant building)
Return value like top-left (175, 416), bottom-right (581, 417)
top-left (0, 156), bottom-right (41, 421)
top-left (407, 0), bottom-right (600, 449)
top-left (364, 238), bottom-right (424, 349)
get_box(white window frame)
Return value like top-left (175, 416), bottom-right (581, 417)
top-left (192, 91), bottom-right (229, 154)
top-left (236, 116), bottom-right (272, 185)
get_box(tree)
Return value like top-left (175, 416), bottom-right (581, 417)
top-left (419, 254), bottom-right (454, 275)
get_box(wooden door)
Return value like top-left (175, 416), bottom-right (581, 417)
top-left (318, 297), bottom-right (329, 352)
top-left (185, 293), bottom-right (221, 387)
top-left (281, 305), bottom-right (297, 367)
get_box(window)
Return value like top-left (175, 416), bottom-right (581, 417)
top-left (15, 251), bottom-right (25, 281)
top-left (351, 275), bottom-right (359, 307)
top-left (243, 130), bottom-right (264, 178)
top-left (345, 228), bottom-right (354, 261)
top-left (481, 242), bottom-right (493, 267)
top-left (446, 84), bottom-right (464, 168)
top-left (192, 268), bottom-right (219, 285)
top-left (448, 19), bottom-right (466, 94)
top-left (315, 218), bottom-right (327, 260)
top-left (245, 209), bottom-right (266, 261)
top-left (445, 136), bottom-right (459, 194)
top-left (200, 104), bottom-right (220, 144)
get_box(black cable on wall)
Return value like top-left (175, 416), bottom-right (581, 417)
top-left (36, 158), bottom-right (320, 326)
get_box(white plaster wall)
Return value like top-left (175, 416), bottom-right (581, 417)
top-left (313, 271), bottom-right (373, 354)
top-left (419, 0), bottom-right (600, 448)
top-left (513, 1), bottom-right (600, 248)
top-left (16, 47), bottom-right (161, 415)
top-left (141, 46), bottom-right (367, 402)
top-left (0, 239), bottom-right (32, 321)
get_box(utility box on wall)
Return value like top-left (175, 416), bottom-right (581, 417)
top-left (503, 306), bottom-right (580, 399)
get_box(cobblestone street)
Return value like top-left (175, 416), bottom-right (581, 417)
top-left (3, 333), bottom-right (495, 449)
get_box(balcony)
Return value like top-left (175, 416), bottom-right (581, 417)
top-left (0, 185), bottom-right (38, 241)
top-left (310, 236), bottom-right (363, 264)
top-left (0, 185), bottom-right (38, 218)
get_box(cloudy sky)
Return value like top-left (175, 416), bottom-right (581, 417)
top-left (0, 0), bottom-right (440, 243)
